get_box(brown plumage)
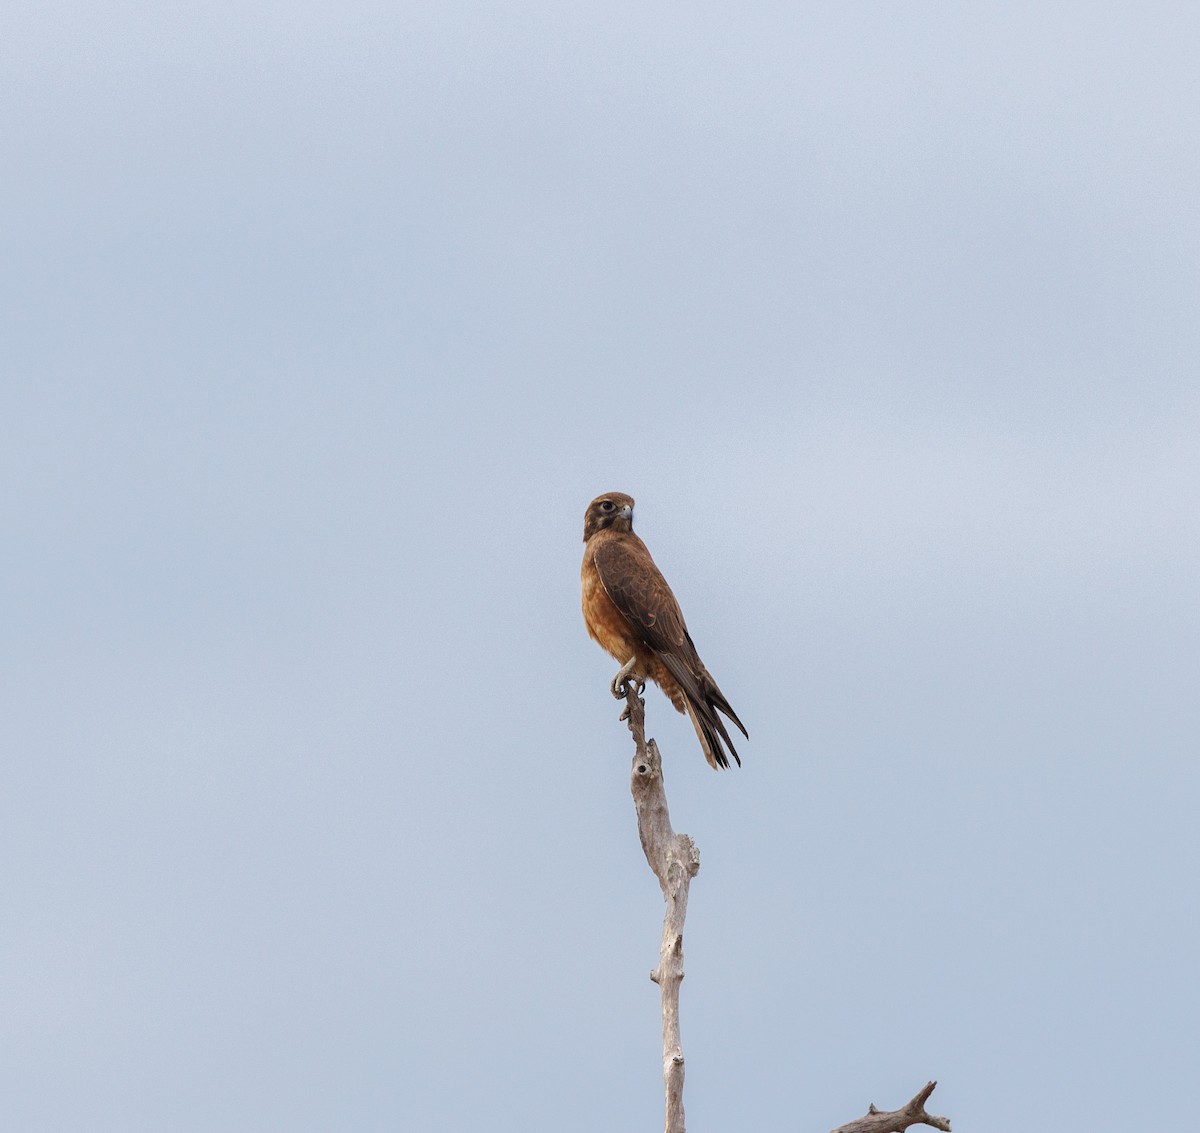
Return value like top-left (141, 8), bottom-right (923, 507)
top-left (581, 492), bottom-right (747, 770)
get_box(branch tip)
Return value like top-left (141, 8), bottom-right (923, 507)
top-left (829, 1080), bottom-right (951, 1133)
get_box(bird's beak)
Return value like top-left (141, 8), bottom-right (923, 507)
top-left (619, 505), bottom-right (633, 520)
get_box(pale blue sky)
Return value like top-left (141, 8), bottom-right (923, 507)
top-left (3, 3), bottom-right (1198, 1130)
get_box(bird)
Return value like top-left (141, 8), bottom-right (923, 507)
top-left (581, 492), bottom-right (747, 769)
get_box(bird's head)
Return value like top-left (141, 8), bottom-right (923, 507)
top-left (583, 492), bottom-right (635, 542)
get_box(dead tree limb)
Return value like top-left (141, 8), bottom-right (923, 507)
top-left (616, 675), bottom-right (698, 1133)
top-left (830, 1081), bottom-right (951, 1133)
top-left (611, 679), bottom-right (951, 1133)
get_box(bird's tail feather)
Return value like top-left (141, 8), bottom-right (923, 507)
top-left (661, 653), bottom-right (747, 770)
top-left (684, 699), bottom-right (741, 770)
top-left (704, 676), bottom-right (748, 740)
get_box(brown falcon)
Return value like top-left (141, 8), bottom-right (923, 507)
top-left (581, 492), bottom-right (747, 769)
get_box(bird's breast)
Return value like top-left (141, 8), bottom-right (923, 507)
top-left (581, 553), bottom-right (637, 662)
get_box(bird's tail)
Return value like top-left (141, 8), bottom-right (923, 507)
top-left (684, 689), bottom-right (745, 771)
top-left (705, 677), bottom-right (748, 742)
top-left (660, 653), bottom-right (748, 770)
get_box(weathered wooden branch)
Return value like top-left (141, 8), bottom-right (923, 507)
top-left (617, 676), bottom-right (698, 1133)
top-left (830, 1081), bottom-right (951, 1133)
top-left (611, 680), bottom-right (951, 1133)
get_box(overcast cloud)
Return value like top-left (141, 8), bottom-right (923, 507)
top-left (2, 3), bottom-right (1198, 1131)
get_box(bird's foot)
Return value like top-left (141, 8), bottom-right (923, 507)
top-left (610, 657), bottom-right (640, 699)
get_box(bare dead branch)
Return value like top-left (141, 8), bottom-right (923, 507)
top-left (611, 679), bottom-right (951, 1133)
top-left (830, 1081), bottom-right (951, 1133)
top-left (618, 676), bottom-right (698, 1133)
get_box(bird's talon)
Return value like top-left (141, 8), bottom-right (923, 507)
top-left (608, 656), bottom-right (639, 700)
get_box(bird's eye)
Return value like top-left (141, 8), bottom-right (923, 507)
top-left (600, 501), bottom-right (615, 512)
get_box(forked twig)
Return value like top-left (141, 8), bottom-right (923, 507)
top-left (830, 1080), bottom-right (951, 1133)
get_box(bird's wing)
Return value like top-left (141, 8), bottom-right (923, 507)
top-left (592, 539), bottom-right (686, 643)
